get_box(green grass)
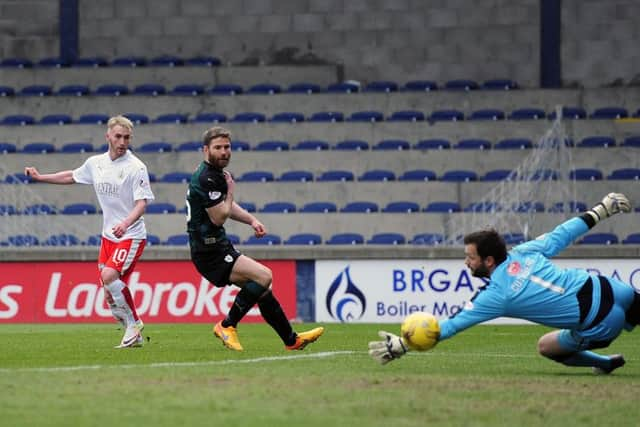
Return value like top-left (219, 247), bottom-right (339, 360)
top-left (1, 323), bottom-right (639, 427)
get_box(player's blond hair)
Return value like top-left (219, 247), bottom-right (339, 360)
top-left (202, 126), bottom-right (231, 146)
top-left (107, 115), bottom-right (134, 132)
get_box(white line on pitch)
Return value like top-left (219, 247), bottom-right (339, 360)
top-left (0, 350), bottom-right (357, 373)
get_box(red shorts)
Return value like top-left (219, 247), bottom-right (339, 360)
top-left (98, 237), bottom-right (146, 283)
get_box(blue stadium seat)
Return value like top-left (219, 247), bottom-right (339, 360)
top-left (299, 202), bottom-right (337, 213)
top-left (8, 234), bottom-right (39, 246)
top-left (445, 79), bottom-right (478, 91)
top-left (238, 202), bottom-right (257, 212)
top-left (410, 233), bottom-right (444, 245)
top-left (39, 114), bottom-right (73, 125)
top-left (403, 80), bottom-right (437, 91)
top-left (548, 201), bottom-right (587, 213)
top-left (19, 85), bottom-right (52, 96)
top-left (260, 202), bottom-right (296, 213)
top-left (441, 170), bottom-right (478, 182)
top-left (358, 169), bottom-right (396, 182)
top-left (621, 136), bottom-right (640, 148)
top-left (61, 203), bottom-right (97, 215)
top-left (414, 139), bottom-right (451, 150)
top-left (133, 84), bottom-right (166, 96)
top-left (23, 204), bottom-right (56, 215)
top-left (0, 143), bottom-right (17, 153)
top-left (77, 114), bottom-right (110, 124)
top-left (44, 233), bottom-right (80, 246)
top-left (57, 85), bottom-right (90, 96)
top-left (387, 110), bottom-right (425, 122)
top-left (279, 170), bottom-right (314, 182)
top-left (153, 113), bottom-right (188, 124)
top-left (579, 233), bottom-right (618, 245)
top-left (146, 234), bottom-right (162, 246)
top-left (308, 111), bottom-right (344, 122)
top-left (341, 201), bottom-right (378, 213)
top-left (73, 57), bottom-right (108, 67)
top-left (287, 83), bottom-right (322, 94)
top-left (569, 168), bottom-right (603, 181)
top-left (0, 86), bottom-right (15, 96)
top-left (150, 55), bottom-right (184, 67)
top-left (468, 109), bottom-right (505, 121)
top-left (482, 79), bottom-right (518, 90)
top-left (622, 233), bottom-right (640, 244)
top-left (4, 173), bottom-right (32, 184)
top-left (547, 106), bottom-right (587, 120)
top-left (494, 138), bottom-right (533, 150)
top-left (192, 112), bottom-right (227, 123)
top-left (160, 172), bottom-right (192, 183)
top-left (348, 110), bottom-right (384, 122)
top-left (247, 83), bottom-right (282, 95)
top-left (237, 171), bottom-right (275, 182)
top-left (1, 58), bottom-right (33, 68)
top-left (577, 136), bottom-right (615, 148)
top-left (373, 139), bottom-right (411, 151)
top-left (231, 140), bottom-right (251, 151)
top-left (367, 232), bottom-right (406, 245)
top-left (590, 107), bottom-right (628, 119)
top-left (333, 140), bottom-right (369, 151)
top-left (429, 109), bottom-right (464, 122)
top-left (95, 84), bottom-right (129, 96)
top-left (513, 201), bottom-right (545, 213)
top-left (185, 56), bottom-right (221, 66)
top-left (382, 201), bottom-right (420, 213)
top-left (454, 139), bottom-right (491, 150)
top-left (317, 170), bottom-right (355, 182)
top-left (326, 82), bottom-right (359, 93)
top-left (284, 233), bottom-right (322, 245)
top-left (607, 168), bottom-right (640, 180)
top-left (530, 169), bottom-right (558, 180)
top-left (270, 112), bottom-right (305, 123)
top-left (364, 80), bottom-right (398, 92)
top-left (509, 108), bottom-right (546, 120)
top-left (111, 56), bottom-right (147, 67)
top-left (503, 233), bottom-right (526, 245)
top-left (170, 84), bottom-right (205, 96)
top-left (254, 140), bottom-right (290, 151)
top-left (209, 84), bottom-right (243, 95)
top-left (293, 140), bottom-right (330, 151)
top-left (243, 234), bottom-right (282, 245)
top-left (165, 234), bottom-right (189, 245)
top-left (423, 201), bottom-right (461, 213)
top-left (227, 234), bottom-right (241, 245)
top-left (123, 113), bottom-right (149, 124)
top-left (464, 202), bottom-right (502, 213)
top-left (0, 204), bottom-right (17, 215)
top-left (482, 169), bottom-right (514, 181)
top-left (146, 202), bottom-right (177, 214)
top-left (398, 169), bottom-right (437, 182)
top-left (23, 142), bottom-right (55, 153)
top-left (326, 233), bottom-right (365, 245)
top-left (2, 114), bottom-right (35, 125)
top-left (230, 112), bottom-right (266, 123)
top-left (176, 141), bottom-right (202, 152)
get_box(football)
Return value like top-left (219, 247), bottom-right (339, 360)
top-left (400, 312), bottom-right (440, 351)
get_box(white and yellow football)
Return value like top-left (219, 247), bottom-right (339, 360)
top-left (400, 312), bottom-right (440, 351)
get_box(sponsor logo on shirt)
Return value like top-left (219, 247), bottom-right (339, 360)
top-left (507, 261), bottom-right (521, 276)
top-left (96, 182), bottom-right (119, 196)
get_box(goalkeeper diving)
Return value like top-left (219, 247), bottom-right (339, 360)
top-left (370, 193), bottom-right (637, 374)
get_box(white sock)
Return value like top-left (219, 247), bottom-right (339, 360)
top-left (104, 279), bottom-right (135, 326)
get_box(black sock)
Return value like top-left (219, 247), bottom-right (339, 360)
top-left (222, 282), bottom-right (265, 328)
top-left (258, 291), bottom-right (296, 345)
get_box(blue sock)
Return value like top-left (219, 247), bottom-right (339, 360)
top-left (562, 351), bottom-right (611, 369)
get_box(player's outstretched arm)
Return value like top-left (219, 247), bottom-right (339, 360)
top-left (24, 167), bottom-right (75, 184)
top-left (368, 331), bottom-right (409, 365)
top-left (585, 193), bottom-right (632, 226)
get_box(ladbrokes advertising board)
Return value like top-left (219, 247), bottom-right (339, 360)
top-left (0, 260), bottom-right (296, 323)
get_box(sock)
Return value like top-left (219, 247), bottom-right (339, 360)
top-left (258, 291), bottom-right (296, 346)
top-left (559, 351), bottom-right (611, 369)
top-left (121, 286), bottom-right (140, 322)
top-left (104, 279), bottom-right (135, 326)
top-left (222, 281), bottom-right (265, 328)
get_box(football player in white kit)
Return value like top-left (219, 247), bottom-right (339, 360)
top-left (25, 115), bottom-right (154, 348)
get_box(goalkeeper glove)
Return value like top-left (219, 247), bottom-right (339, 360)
top-left (586, 193), bottom-right (632, 224)
top-left (368, 331), bottom-right (409, 365)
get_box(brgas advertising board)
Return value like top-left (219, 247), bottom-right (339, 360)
top-left (315, 259), bottom-right (640, 323)
top-left (0, 261), bottom-right (296, 323)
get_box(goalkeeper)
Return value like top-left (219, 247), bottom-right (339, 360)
top-left (370, 193), bottom-right (637, 374)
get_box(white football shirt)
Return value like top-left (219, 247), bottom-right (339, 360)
top-left (73, 150), bottom-right (155, 241)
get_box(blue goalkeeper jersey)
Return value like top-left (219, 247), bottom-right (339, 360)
top-left (439, 217), bottom-right (594, 340)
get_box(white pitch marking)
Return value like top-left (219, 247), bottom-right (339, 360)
top-left (0, 351), bottom-right (357, 373)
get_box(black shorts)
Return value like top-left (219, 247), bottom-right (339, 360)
top-left (191, 239), bottom-right (241, 287)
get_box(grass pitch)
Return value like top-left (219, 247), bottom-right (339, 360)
top-left (1, 323), bottom-right (639, 427)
